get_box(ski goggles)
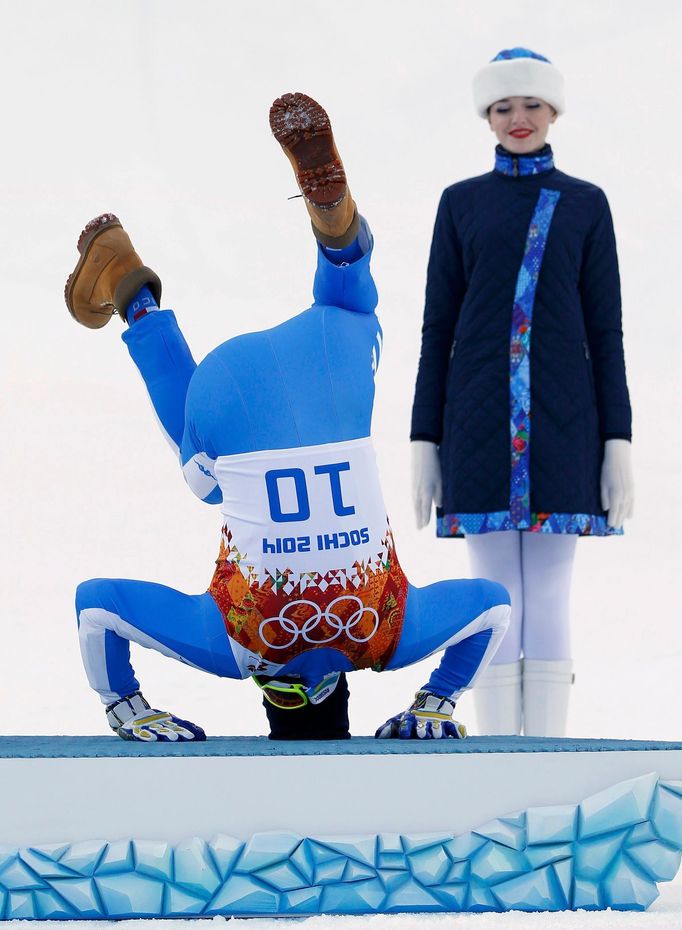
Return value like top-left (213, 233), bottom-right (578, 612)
top-left (252, 675), bottom-right (309, 710)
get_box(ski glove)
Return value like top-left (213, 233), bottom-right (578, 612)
top-left (411, 440), bottom-right (442, 529)
top-left (375, 690), bottom-right (467, 740)
top-left (106, 691), bottom-right (206, 742)
top-left (600, 438), bottom-right (634, 529)
top-left (117, 711), bottom-right (206, 742)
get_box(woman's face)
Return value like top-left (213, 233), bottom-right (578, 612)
top-left (488, 97), bottom-right (557, 154)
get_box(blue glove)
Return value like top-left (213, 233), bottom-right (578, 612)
top-left (375, 690), bottom-right (467, 740)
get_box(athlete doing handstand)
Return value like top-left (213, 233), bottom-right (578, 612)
top-left (66, 93), bottom-right (510, 741)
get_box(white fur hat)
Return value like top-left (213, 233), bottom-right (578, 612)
top-left (473, 48), bottom-right (565, 118)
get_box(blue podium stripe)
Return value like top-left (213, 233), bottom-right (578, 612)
top-left (0, 735), bottom-right (681, 759)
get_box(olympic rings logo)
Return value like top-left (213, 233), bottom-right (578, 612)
top-left (259, 596), bottom-right (379, 649)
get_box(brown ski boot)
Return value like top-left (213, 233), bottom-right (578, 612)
top-left (64, 214), bottom-right (162, 329)
top-left (269, 93), bottom-right (359, 248)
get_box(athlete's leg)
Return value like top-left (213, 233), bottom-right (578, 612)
top-left (75, 577), bottom-right (239, 737)
top-left (269, 92), bottom-right (377, 316)
top-left (270, 92), bottom-right (357, 245)
top-left (124, 302), bottom-right (224, 504)
top-left (466, 531), bottom-right (523, 734)
top-left (122, 304), bottom-right (197, 452)
top-left (264, 92), bottom-right (372, 741)
top-left (312, 214), bottom-right (378, 315)
top-left (64, 214), bottom-right (200, 459)
top-left (521, 533), bottom-right (577, 736)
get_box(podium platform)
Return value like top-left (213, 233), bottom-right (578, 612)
top-left (1, 736), bottom-right (681, 917)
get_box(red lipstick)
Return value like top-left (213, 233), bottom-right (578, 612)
top-left (510, 129), bottom-right (533, 138)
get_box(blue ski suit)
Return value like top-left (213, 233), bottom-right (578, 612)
top-left (75, 221), bottom-right (510, 710)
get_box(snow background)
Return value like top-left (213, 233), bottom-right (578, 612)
top-left (0, 0), bottom-right (680, 925)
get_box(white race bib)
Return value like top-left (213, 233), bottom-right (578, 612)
top-left (214, 438), bottom-right (389, 585)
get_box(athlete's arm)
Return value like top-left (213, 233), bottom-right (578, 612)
top-left (312, 216), bottom-right (378, 315)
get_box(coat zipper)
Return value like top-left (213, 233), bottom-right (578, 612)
top-left (512, 157), bottom-right (519, 178)
top-left (450, 338), bottom-right (458, 358)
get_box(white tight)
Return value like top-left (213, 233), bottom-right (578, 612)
top-left (466, 531), bottom-right (577, 664)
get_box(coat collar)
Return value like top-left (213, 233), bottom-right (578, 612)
top-left (494, 144), bottom-right (555, 177)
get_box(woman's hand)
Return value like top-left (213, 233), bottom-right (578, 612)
top-left (600, 439), bottom-right (634, 529)
top-left (411, 440), bottom-right (442, 529)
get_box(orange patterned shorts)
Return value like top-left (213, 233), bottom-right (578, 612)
top-left (208, 536), bottom-right (408, 673)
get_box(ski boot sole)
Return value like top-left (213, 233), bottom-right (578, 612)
top-left (269, 92), bottom-right (346, 209)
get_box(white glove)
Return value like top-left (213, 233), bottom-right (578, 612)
top-left (411, 440), bottom-right (442, 529)
top-left (117, 711), bottom-right (206, 742)
top-left (600, 439), bottom-right (634, 529)
top-left (375, 691), bottom-right (467, 740)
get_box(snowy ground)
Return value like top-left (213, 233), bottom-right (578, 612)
top-left (1, 0), bottom-right (681, 927)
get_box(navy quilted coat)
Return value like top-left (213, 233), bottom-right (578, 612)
top-left (410, 146), bottom-right (631, 537)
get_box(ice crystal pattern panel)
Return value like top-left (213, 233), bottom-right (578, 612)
top-left (1, 774), bottom-right (681, 917)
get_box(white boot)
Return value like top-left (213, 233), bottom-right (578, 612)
top-left (473, 660), bottom-right (522, 735)
top-left (522, 659), bottom-right (574, 737)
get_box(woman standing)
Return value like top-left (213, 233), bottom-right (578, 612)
top-left (410, 48), bottom-right (634, 737)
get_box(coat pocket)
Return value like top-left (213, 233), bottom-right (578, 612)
top-left (582, 340), bottom-right (597, 401)
top-left (444, 339), bottom-right (459, 397)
